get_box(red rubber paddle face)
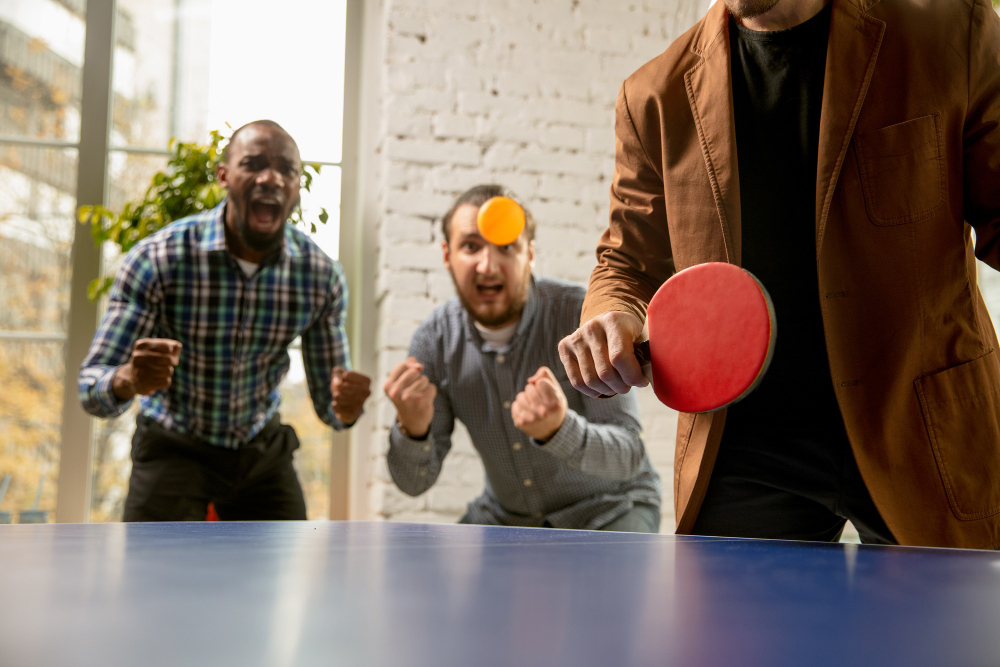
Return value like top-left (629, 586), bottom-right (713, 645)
top-left (646, 262), bottom-right (776, 413)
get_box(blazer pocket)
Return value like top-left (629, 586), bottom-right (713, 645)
top-left (915, 350), bottom-right (1000, 520)
top-left (856, 113), bottom-right (944, 226)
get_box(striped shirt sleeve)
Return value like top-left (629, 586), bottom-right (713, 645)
top-left (300, 259), bottom-right (351, 427)
top-left (78, 244), bottom-right (161, 417)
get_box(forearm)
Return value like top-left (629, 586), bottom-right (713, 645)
top-left (582, 84), bottom-right (673, 324)
top-left (965, 0), bottom-right (1000, 270)
top-left (535, 408), bottom-right (647, 481)
top-left (302, 275), bottom-right (353, 426)
top-left (387, 422), bottom-right (444, 496)
top-left (79, 255), bottom-right (160, 416)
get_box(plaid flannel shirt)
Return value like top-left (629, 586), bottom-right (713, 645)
top-left (79, 201), bottom-right (351, 448)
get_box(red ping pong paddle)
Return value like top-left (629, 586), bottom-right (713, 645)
top-left (605, 262), bottom-right (776, 414)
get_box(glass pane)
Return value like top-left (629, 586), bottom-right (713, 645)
top-left (112, 0), bottom-right (348, 163)
top-left (111, 0), bottom-right (212, 149)
top-left (0, 145), bottom-right (76, 334)
top-left (106, 150), bottom-right (169, 212)
top-left (979, 260), bottom-right (1000, 331)
top-left (205, 0), bottom-right (347, 163)
top-left (90, 403), bottom-right (137, 522)
top-left (302, 165), bottom-right (341, 260)
top-left (98, 151), bottom-right (172, 284)
top-left (0, 0), bottom-right (86, 142)
top-left (282, 347), bottom-right (330, 520)
top-left (0, 339), bottom-right (62, 523)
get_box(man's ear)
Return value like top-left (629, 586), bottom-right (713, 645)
top-left (528, 240), bottom-right (536, 269)
top-left (216, 162), bottom-right (228, 188)
top-left (442, 240), bottom-right (451, 270)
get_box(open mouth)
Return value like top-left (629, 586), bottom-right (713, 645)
top-left (250, 198), bottom-right (283, 225)
top-left (476, 282), bottom-right (504, 299)
top-left (476, 283), bottom-right (503, 294)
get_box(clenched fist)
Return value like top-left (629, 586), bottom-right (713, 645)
top-left (384, 357), bottom-right (437, 439)
top-left (331, 366), bottom-right (371, 426)
top-left (112, 338), bottom-right (182, 401)
top-left (511, 366), bottom-right (568, 443)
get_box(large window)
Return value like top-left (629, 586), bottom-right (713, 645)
top-left (0, 0), bottom-right (87, 522)
top-left (0, 0), bottom-right (351, 522)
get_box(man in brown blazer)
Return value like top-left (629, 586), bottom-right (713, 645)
top-left (559, 0), bottom-right (1000, 548)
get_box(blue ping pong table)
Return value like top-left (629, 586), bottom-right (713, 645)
top-left (0, 521), bottom-right (998, 667)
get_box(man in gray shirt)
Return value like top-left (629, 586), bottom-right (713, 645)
top-left (384, 184), bottom-right (661, 531)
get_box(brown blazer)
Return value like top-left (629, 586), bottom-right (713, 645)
top-left (582, 0), bottom-right (1000, 548)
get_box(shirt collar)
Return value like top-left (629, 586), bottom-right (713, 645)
top-left (198, 199), bottom-right (302, 261)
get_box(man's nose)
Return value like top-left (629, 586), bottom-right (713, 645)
top-left (476, 245), bottom-right (499, 274)
top-left (256, 167), bottom-right (283, 187)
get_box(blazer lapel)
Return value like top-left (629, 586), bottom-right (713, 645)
top-left (685, 0), bottom-right (741, 265)
top-left (816, 0), bottom-right (885, 252)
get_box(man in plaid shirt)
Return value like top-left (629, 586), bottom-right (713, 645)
top-left (79, 120), bottom-right (370, 521)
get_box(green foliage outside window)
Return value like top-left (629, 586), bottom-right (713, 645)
top-left (78, 130), bottom-right (328, 301)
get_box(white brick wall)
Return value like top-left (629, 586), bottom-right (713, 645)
top-left (361, 0), bottom-right (710, 531)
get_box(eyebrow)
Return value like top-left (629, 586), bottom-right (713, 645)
top-left (240, 152), bottom-right (298, 165)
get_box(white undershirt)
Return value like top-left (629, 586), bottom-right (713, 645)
top-left (474, 320), bottom-right (518, 351)
top-left (234, 257), bottom-right (259, 276)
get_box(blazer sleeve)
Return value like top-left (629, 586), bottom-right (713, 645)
top-left (581, 82), bottom-right (676, 325)
top-left (964, 0), bottom-right (1000, 270)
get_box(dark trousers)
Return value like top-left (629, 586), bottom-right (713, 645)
top-left (459, 503), bottom-right (661, 533)
top-left (123, 414), bottom-right (307, 522)
top-left (595, 503), bottom-right (661, 533)
top-left (690, 419), bottom-right (896, 544)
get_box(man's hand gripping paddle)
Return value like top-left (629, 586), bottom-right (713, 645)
top-left (605, 262), bottom-right (776, 414)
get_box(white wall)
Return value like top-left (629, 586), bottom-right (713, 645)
top-left (356, 0), bottom-right (710, 529)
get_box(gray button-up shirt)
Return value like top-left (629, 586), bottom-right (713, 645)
top-left (388, 276), bottom-right (662, 529)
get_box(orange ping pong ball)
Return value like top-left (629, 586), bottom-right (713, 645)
top-left (477, 196), bottom-right (526, 246)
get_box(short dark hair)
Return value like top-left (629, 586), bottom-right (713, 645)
top-left (441, 184), bottom-right (536, 244)
top-left (221, 119), bottom-right (293, 162)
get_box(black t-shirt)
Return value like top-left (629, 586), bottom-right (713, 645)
top-left (724, 5), bottom-right (843, 439)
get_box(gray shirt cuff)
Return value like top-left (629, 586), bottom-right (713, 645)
top-left (389, 423), bottom-right (436, 463)
top-left (532, 408), bottom-right (585, 459)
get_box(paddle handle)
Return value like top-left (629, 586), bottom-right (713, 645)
top-left (634, 340), bottom-right (651, 367)
top-left (597, 340), bottom-right (652, 399)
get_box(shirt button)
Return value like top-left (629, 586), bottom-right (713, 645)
top-left (512, 442), bottom-right (522, 451)
top-left (523, 478), bottom-right (532, 487)
top-left (503, 400), bottom-right (511, 410)
top-left (534, 512), bottom-right (543, 519)
top-left (419, 469), bottom-right (427, 477)
top-left (422, 444), bottom-right (431, 452)
top-left (496, 354), bottom-right (505, 364)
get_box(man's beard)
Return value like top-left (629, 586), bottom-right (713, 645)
top-left (233, 190), bottom-right (297, 255)
top-left (724, 0), bottom-right (781, 20)
top-left (451, 266), bottom-right (532, 328)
